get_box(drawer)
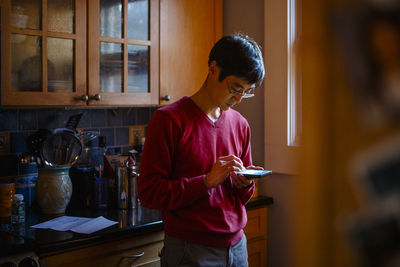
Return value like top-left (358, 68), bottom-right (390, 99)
top-left (244, 206), bottom-right (267, 241)
top-left (43, 231), bottom-right (164, 267)
top-left (90, 239), bottom-right (163, 267)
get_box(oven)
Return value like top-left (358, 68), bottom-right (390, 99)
top-left (0, 229), bottom-right (41, 267)
top-left (0, 251), bottom-right (41, 267)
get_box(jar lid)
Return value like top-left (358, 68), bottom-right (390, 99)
top-left (13, 194), bottom-right (24, 201)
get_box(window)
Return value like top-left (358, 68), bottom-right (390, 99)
top-left (264, 0), bottom-right (301, 174)
top-left (287, 0), bottom-right (302, 146)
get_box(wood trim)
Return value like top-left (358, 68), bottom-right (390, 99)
top-left (99, 38), bottom-right (151, 46)
top-left (75, 0), bottom-right (87, 96)
top-left (3, 92), bottom-right (87, 106)
top-left (11, 28), bottom-right (78, 40)
top-left (149, 0), bottom-right (160, 104)
top-left (123, 0), bottom-right (128, 94)
top-left (1, 0), bottom-right (10, 106)
top-left (127, 39), bottom-right (151, 46)
top-left (87, 0), bottom-right (100, 98)
top-left (42, 0), bottom-right (48, 93)
top-left (8, 28), bottom-right (43, 36)
top-left (88, 92), bottom-right (153, 106)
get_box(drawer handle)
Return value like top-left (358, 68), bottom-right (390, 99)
top-left (123, 252), bottom-right (144, 259)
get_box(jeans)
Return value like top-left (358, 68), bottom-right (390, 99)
top-left (160, 234), bottom-right (248, 267)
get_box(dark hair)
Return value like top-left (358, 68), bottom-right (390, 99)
top-left (208, 33), bottom-right (265, 86)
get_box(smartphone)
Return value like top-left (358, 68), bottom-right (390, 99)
top-left (235, 169), bottom-right (272, 179)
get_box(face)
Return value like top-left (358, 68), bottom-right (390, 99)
top-left (218, 75), bottom-right (256, 110)
top-left (208, 61), bottom-right (256, 110)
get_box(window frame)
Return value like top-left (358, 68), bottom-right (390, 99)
top-left (264, 0), bottom-right (301, 175)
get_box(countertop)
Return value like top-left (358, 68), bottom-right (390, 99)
top-left (0, 195), bottom-right (273, 258)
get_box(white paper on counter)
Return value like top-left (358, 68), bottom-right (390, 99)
top-left (31, 216), bottom-right (118, 234)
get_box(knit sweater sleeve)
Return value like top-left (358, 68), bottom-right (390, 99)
top-left (138, 110), bottom-right (209, 210)
top-left (234, 122), bottom-right (255, 204)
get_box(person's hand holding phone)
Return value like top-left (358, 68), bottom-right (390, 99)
top-left (204, 155), bottom-right (245, 188)
top-left (231, 165), bottom-right (264, 189)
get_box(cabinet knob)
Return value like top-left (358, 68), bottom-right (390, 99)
top-left (78, 95), bottom-right (88, 102)
top-left (161, 95), bottom-right (171, 101)
top-left (90, 94), bottom-right (102, 101)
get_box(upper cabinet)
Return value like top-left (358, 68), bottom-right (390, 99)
top-left (159, 0), bottom-right (222, 105)
top-left (1, 0), bottom-right (88, 106)
top-left (87, 0), bottom-right (159, 106)
top-left (0, 0), bottom-right (222, 107)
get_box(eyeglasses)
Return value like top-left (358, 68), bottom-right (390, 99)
top-left (228, 82), bottom-right (255, 99)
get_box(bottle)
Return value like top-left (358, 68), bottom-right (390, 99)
top-left (93, 165), bottom-right (108, 209)
top-left (115, 162), bottom-right (129, 210)
top-left (97, 135), bottom-right (108, 165)
top-left (11, 194), bottom-right (25, 224)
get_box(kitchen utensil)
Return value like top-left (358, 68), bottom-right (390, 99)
top-left (54, 127), bottom-right (99, 147)
top-left (65, 113), bottom-right (83, 129)
top-left (76, 130), bottom-right (99, 146)
top-left (40, 132), bottom-right (82, 167)
top-left (26, 128), bottom-right (52, 166)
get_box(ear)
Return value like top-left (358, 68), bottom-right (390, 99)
top-left (209, 60), bottom-right (217, 75)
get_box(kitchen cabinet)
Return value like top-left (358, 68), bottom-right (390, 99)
top-left (87, 0), bottom-right (159, 106)
top-left (159, 0), bottom-right (222, 105)
top-left (244, 206), bottom-right (268, 267)
top-left (41, 230), bottom-right (164, 267)
top-left (1, 0), bottom-right (159, 107)
top-left (1, 0), bottom-right (87, 106)
top-left (41, 208), bottom-right (268, 267)
top-left (0, 0), bottom-right (222, 107)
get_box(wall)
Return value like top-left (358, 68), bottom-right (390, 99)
top-left (224, 1), bottom-right (295, 266)
top-left (0, 107), bottom-right (157, 180)
top-left (223, 0), bottom-right (264, 167)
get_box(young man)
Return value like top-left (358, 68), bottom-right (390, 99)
top-left (138, 34), bottom-right (265, 267)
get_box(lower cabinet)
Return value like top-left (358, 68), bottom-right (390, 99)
top-left (41, 208), bottom-right (267, 267)
top-left (244, 206), bottom-right (268, 267)
top-left (41, 231), bottom-right (164, 267)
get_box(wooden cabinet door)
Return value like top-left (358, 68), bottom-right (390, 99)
top-left (1, 0), bottom-right (87, 106)
top-left (87, 0), bottom-right (159, 106)
top-left (1, 0), bottom-right (159, 107)
top-left (244, 207), bottom-right (268, 267)
top-left (247, 239), bottom-right (267, 267)
top-left (159, 0), bottom-right (222, 105)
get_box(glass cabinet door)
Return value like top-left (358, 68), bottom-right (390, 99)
top-left (2, 0), bottom-right (86, 106)
top-left (88, 0), bottom-right (159, 105)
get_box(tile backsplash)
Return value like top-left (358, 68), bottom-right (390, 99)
top-left (0, 107), bottom-right (158, 179)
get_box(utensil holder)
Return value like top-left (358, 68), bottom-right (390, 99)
top-left (35, 167), bottom-right (72, 214)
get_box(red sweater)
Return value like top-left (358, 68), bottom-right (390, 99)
top-left (138, 96), bottom-right (254, 247)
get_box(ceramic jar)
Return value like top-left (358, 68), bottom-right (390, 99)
top-left (35, 167), bottom-right (72, 214)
